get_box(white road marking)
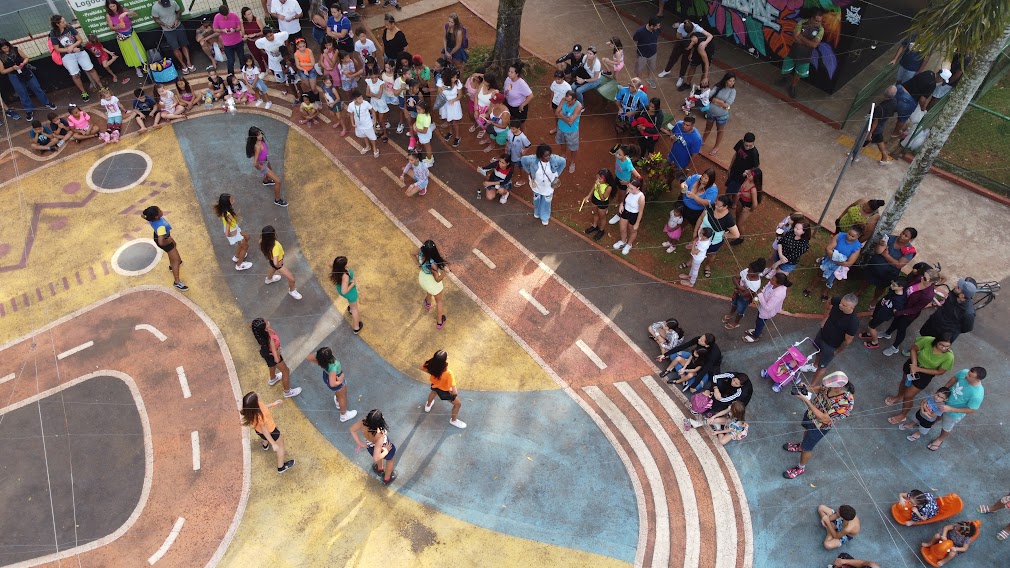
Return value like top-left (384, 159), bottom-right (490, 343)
top-left (616, 382), bottom-right (699, 568)
top-left (191, 431), bottom-right (201, 471)
top-left (0, 373), bottom-right (14, 385)
top-left (56, 341), bottom-right (93, 360)
top-left (147, 517), bottom-right (185, 564)
top-left (575, 339), bottom-right (607, 370)
top-left (428, 209), bottom-right (453, 228)
top-left (518, 288), bottom-right (549, 315)
top-left (343, 136), bottom-right (365, 153)
top-left (472, 248), bottom-right (496, 269)
top-left (134, 324), bottom-right (167, 342)
top-left (641, 375), bottom-right (738, 568)
top-left (585, 386), bottom-right (669, 568)
top-left (176, 366), bottom-right (191, 399)
top-left (381, 166), bottom-right (406, 187)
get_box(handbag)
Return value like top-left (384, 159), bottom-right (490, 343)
top-left (433, 91), bottom-right (447, 111)
top-left (689, 392), bottom-right (712, 415)
top-left (212, 43), bottom-right (227, 63)
top-left (47, 37), bottom-right (63, 65)
top-left (540, 162), bottom-right (561, 189)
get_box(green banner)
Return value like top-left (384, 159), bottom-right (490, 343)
top-left (67, 0), bottom-right (178, 40)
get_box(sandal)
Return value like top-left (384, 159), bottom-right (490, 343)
top-left (884, 396), bottom-right (901, 406)
top-left (477, 129), bottom-right (485, 138)
top-left (704, 268), bottom-right (712, 278)
top-left (678, 262), bottom-right (689, 270)
top-left (977, 505), bottom-right (991, 514)
top-left (424, 299), bottom-right (432, 310)
top-left (898, 422), bottom-right (916, 430)
top-left (783, 466), bottom-right (805, 479)
top-left (782, 442), bottom-right (802, 452)
top-left (724, 322), bottom-right (740, 329)
top-left (906, 433), bottom-right (920, 442)
top-left (858, 332), bottom-right (872, 340)
top-left (820, 294), bottom-right (829, 302)
top-left (468, 124), bottom-right (476, 133)
top-left (927, 440), bottom-right (943, 451)
top-left (887, 415), bottom-right (906, 425)
top-left (998, 529), bottom-right (1009, 541)
top-left (436, 315), bottom-right (446, 329)
top-left (863, 341), bottom-right (879, 349)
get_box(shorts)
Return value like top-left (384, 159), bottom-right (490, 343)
top-left (940, 413), bottom-right (965, 432)
top-left (867, 128), bottom-right (885, 144)
top-left (507, 103), bottom-right (528, 122)
top-left (260, 348), bottom-right (283, 368)
top-left (554, 128), bottom-right (579, 151)
top-left (800, 417), bottom-right (830, 451)
top-left (327, 101), bottom-right (342, 113)
top-left (324, 373), bottom-right (346, 392)
top-left (931, 83), bottom-right (953, 99)
top-left (299, 68), bottom-right (318, 79)
top-left (781, 56), bottom-right (810, 78)
top-left (367, 442), bottom-right (397, 461)
top-left (355, 125), bottom-right (377, 140)
top-left (832, 516), bottom-right (853, 545)
top-left (682, 206), bottom-right (704, 226)
top-left (253, 79), bottom-right (268, 94)
top-left (591, 197), bottom-right (610, 210)
top-left (163, 27), bottom-right (190, 50)
top-left (431, 387), bottom-right (457, 401)
top-left (813, 332), bottom-right (838, 368)
top-left (155, 240), bottom-right (176, 253)
top-left (620, 207), bottom-right (640, 222)
top-left (635, 54), bottom-right (657, 75)
top-left (418, 270), bottom-right (444, 295)
top-left (895, 88), bottom-right (917, 122)
top-left (255, 427), bottom-right (281, 442)
top-left (417, 129), bottom-right (433, 144)
top-left (369, 97), bottom-right (389, 114)
top-left (107, 115), bottom-right (122, 125)
top-left (706, 240), bottom-right (724, 255)
top-left (551, 101), bottom-right (559, 111)
top-left (226, 228), bottom-right (244, 246)
top-left (902, 359), bottom-right (935, 391)
top-left (778, 262), bottom-right (797, 273)
top-left (707, 112), bottom-right (729, 126)
top-left (490, 127), bottom-right (508, 145)
top-left (62, 50), bottom-right (95, 75)
top-left (412, 177), bottom-right (429, 190)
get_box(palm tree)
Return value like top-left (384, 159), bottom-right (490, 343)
top-left (870, 1), bottom-right (1010, 244)
top-left (484, 0), bottom-right (526, 76)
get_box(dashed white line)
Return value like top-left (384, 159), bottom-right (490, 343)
top-left (134, 324), bottom-right (167, 342)
top-left (147, 517), bottom-right (185, 564)
top-left (428, 209), bottom-right (453, 228)
top-left (191, 431), bottom-right (201, 471)
top-left (343, 136), bottom-right (365, 153)
top-left (472, 248), bottom-right (496, 269)
top-left (56, 341), bottom-right (93, 360)
top-left (518, 288), bottom-right (549, 315)
top-left (176, 366), bottom-right (191, 399)
top-left (575, 339), bottom-right (607, 370)
top-left (381, 166), bottom-right (406, 187)
top-left (0, 373), bottom-right (14, 385)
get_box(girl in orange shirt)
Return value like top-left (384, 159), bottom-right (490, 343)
top-left (240, 391), bottom-right (295, 473)
top-left (422, 350), bottom-right (466, 429)
top-left (293, 38), bottom-right (317, 93)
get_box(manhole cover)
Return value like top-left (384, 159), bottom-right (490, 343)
top-left (111, 239), bottom-right (162, 276)
top-left (86, 150), bottom-right (153, 193)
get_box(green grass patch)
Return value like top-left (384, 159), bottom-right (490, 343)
top-left (938, 75), bottom-right (1010, 195)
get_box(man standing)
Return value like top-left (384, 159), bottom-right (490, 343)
top-left (929, 366), bottom-right (985, 451)
top-left (725, 133), bottom-right (759, 205)
top-left (803, 294), bottom-right (859, 387)
top-left (632, 16), bottom-right (662, 89)
top-left (271, 0), bottom-right (304, 45)
top-left (783, 371), bottom-right (854, 479)
top-left (664, 114), bottom-right (702, 176)
top-left (902, 68), bottom-right (944, 111)
top-left (781, 8), bottom-right (824, 98)
top-left (151, 0), bottom-right (195, 74)
top-left (862, 85), bottom-right (898, 165)
top-left (913, 278), bottom-right (976, 350)
top-left (658, 19), bottom-right (712, 89)
top-left (614, 78), bottom-right (648, 134)
top-left (891, 35), bottom-right (927, 84)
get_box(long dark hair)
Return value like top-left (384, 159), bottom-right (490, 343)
top-left (773, 272), bottom-right (793, 288)
top-left (419, 240), bottom-right (446, 269)
top-left (424, 349), bottom-right (448, 378)
top-left (314, 347), bottom-right (336, 370)
top-left (213, 193), bottom-right (236, 220)
top-left (329, 256), bottom-right (348, 286)
top-left (259, 226), bottom-right (277, 260)
top-left (246, 126), bottom-right (263, 158)
top-left (105, 0), bottom-right (123, 16)
top-left (446, 13), bottom-right (462, 45)
top-left (250, 318), bottom-right (270, 348)
top-left (749, 168), bottom-right (763, 204)
top-left (597, 168), bottom-right (617, 189)
top-left (363, 408), bottom-right (387, 434)
top-left (140, 205), bottom-right (161, 221)
top-left (665, 318), bottom-right (684, 338)
top-left (700, 168), bottom-right (717, 188)
top-left (713, 72), bottom-right (736, 93)
top-left (175, 77), bottom-right (193, 95)
top-left (50, 14), bottom-right (64, 32)
top-left (240, 391), bottom-right (262, 426)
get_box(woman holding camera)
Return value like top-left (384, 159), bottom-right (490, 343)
top-left (782, 371), bottom-right (854, 479)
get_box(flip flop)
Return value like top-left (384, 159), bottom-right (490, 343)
top-left (927, 440), bottom-right (942, 451)
top-left (977, 505), bottom-right (991, 514)
top-left (803, 289), bottom-right (811, 297)
top-left (678, 262), bottom-right (689, 270)
top-left (996, 530), bottom-right (1009, 541)
top-left (884, 396), bottom-right (900, 406)
top-left (724, 322), bottom-right (740, 329)
top-left (898, 422), bottom-right (916, 430)
top-left (887, 415), bottom-right (906, 425)
top-left (782, 442), bottom-right (802, 452)
top-left (704, 268), bottom-right (712, 278)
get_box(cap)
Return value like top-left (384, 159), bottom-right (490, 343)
top-left (958, 278), bottom-right (977, 299)
top-left (158, 0), bottom-right (171, 6)
top-left (939, 68), bottom-right (952, 82)
top-left (822, 371), bottom-right (849, 388)
top-left (490, 92), bottom-right (506, 104)
top-left (572, 44), bottom-right (582, 53)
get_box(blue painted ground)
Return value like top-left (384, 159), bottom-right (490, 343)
top-left (174, 115), bottom-right (639, 562)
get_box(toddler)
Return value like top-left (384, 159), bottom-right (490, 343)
top-left (902, 387), bottom-right (950, 442)
top-left (662, 202), bottom-right (685, 253)
top-left (681, 227), bottom-right (713, 287)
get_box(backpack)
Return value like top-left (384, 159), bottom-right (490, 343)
top-left (690, 392), bottom-right (712, 415)
top-left (461, 25), bottom-right (469, 50)
top-left (48, 36), bottom-right (63, 65)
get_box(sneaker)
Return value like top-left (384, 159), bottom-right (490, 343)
top-left (265, 275), bottom-right (282, 284)
top-left (339, 409), bottom-right (358, 422)
top-left (499, 193), bottom-right (508, 204)
top-left (269, 371), bottom-right (283, 386)
top-left (621, 244), bottom-right (632, 255)
top-left (288, 289), bottom-right (302, 300)
top-left (647, 80), bottom-right (657, 89)
top-left (232, 256), bottom-right (239, 262)
top-left (880, 332), bottom-right (892, 340)
top-left (100, 132), bottom-right (111, 144)
top-left (799, 364), bottom-right (817, 373)
top-left (882, 346), bottom-right (899, 356)
top-left (568, 164), bottom-right (576, 174)
top-left (261, 441), bottom-right (270, 451)
top-left (729, 237), bottom-right (745, 246)
top-left (235, 261), bottom-right (253, 270)
top-left (424, 399), bottom-right (434, 413)
top-left (396, 123), bottom-right (404, 134)
top-left (277, 459), bottom-right (295, 473)
top-left (264, 101), bottom-right (273, 110)
top-left (677, 82), bottom-right (690, 92)
top-left (788, 84), bottom-right (797, 98)
top-left (593, 229), bottom-right (605, 241)
top-left (452, 137), bottom-right (461, 147)
top-left (541, 219), bottom-right (549, 226)
top-left (25, 111), bottom-right (34, 122)
top-left (206, 64), bottom-right (216, 71)
top-left (283, 387), bottom-right (302, 397)
top-left (352, 321), bottom-right (364, 334)
top-left (675, 77), bottom-right (684, 87)
top-left (584, 225), bottom-right (598, 234)
top-left (254, 99), bottom-right (264, 107)
top-left (901, 348), bottom-right (911, 357)
top-left (424, 158), bottom-right (435, 167)
top-left (608, 214), bottom-right (620, 225)
top-left (262, 178), bottom-right (276, 186)
top-left (384, 120), bottom-right (391, 129)
top-left (449, 419), bottom-right (467, 429)
top-left (173, 282), bottom-right (189, 291)
top-left (57, 139), bottom-right (65, 148)
top-left (612, 240), bottom-right (626, 250)
top-left (274, 199), bottom-right (288, 207)
top-left (5, 109), bottom-right (19, 120)
top-left (879, 158), bottom-right (893, 166)
top-left (45, 103), bottom-right (57, 111)
top-left (658, 70), bottom-right (671, 78)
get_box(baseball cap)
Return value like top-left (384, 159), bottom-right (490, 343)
top-left (491, 92), bottom-right (506, 104)
top-left (822, 371), bottom-right (849, 388)
top-left (939, 68), bottom-right (952, 83)
top-left (572, 44), bottom-right (582, 53)
top-left (958, 278), bottom-right (977, 299)
top-left (158, 0), bottom-right (171, 6)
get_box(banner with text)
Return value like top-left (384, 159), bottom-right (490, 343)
top-left (67, 0), bottom-right (174, 40)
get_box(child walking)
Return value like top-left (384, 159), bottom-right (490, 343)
top-left (260, 225), bottom-right (302, 300)
top-left (250, 318), bottom-right (301, 398)
top-left (307, 347), bottom-right (358, 422)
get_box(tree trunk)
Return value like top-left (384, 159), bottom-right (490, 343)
top-left (870, 24), bottom-right (1010, 248)
top-left (484, 0), bottom-right (526, 77)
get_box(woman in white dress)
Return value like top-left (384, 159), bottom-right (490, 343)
top-left (439, 66), bottom-right (463, 148)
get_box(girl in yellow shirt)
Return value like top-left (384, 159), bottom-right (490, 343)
top-left (260, 225), bottom-right (301, 300)
top-left (213, 193), bottom-right (252, 271)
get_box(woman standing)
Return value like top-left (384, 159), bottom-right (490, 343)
top-left (260, 226), bottom-right (302, 300)
top-left (732, 168), bottom-right (761, 245)
top-left (381, 14), bottom-right (408, 63)
top-left (213, 193), bottom-right (253, 271)
top-left (240, 392), bottom-right (295, 473)
top-left (246, 126), bottom-right (286, 207)
top-left (695, 195), bottom-right (741, 278)
top-left (240, 7), bottom-right (268, 72)
top-left (471, 72), bottom-right (496, 138)
top-left (105, 1), bottom-right (147, 79)
top-left (307, 347), bottom-right (358, 422)
top-left (612, 178), bottom-right (645, 256)
top-left (350, 409), bottom-right (398, 484)
top-left (251, 318), bottom-right (301, 398)
top-left (330, 256), bottom-right (363, 333)
top-left (503, 62), bottom-right (534, 123)
top-left (439, 66), bottom-right (463, 147)
top-left (441, 13), bottom-right (468, 67)
top-left (880, 264), bottom-right (938, 356)
top-left (703, 72), bottom-right (736, 155)
top-left (422, 350), bottom-right (466, 429)
top-left (676, 168), bottom-right (718, 232)
top-left (418, 240), bottom-right (448, 329)
top-left (140, 206), bottom-right (188, 291)
top-left (744, 273), bottom-right (791, 343)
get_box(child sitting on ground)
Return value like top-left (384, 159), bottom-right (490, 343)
top-left (899, 489), bottom-right (938, 525)
top-left (46, 112), bottom-right (74, 145)
top-left (28, 120), bottom-right (59, 153)
top-left (298, 93), bottom-right (320, 125)
top-left (401, 150), bottom-right (429, 197)
top-left (683, 401), bottom-right (749, 447)
top-left (662, 202), bottom-right (685, 253)
top-left (901, 387), bottom-right (950, 442)
top-left (680, 227), bottom-right (713, 287)
top-left (66, 104), bottom-right (99, 142)
top-left (817, 504), bottom-right (861, 550)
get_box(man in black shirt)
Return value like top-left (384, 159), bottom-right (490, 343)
top-left (555, 44), bottom-right (582, 83)
top-left (913, 278), bottom-right (976, 350)
top-left (862, 85), bottom-right (898, 165)
top-left (902, 70), bottom-right (941, 110)
top-left (726, 132), bottom-right (759, 200)
top-left (805, 294), bottom-right (859, 387)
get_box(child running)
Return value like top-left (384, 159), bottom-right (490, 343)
top-left (240, 391), bottom-right (295, 473)
top-left (213, 193), bottom-right (253, 270)
top-left (250, 318), bottom-right (301, 398)
top-left (140, 206), bottom-right (188, 291)
top-left (307, 347), bottom-right (358, 422)
top-left (422, 350), bottom-right (466, 429)
top-left (349, 409), bottom-right (397, 484)
top-left (260, 225), bottom-right (302, 300)
top-left (401, 150), bottom-right (429, 197)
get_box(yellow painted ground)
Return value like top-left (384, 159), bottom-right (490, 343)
top-left (836, 133), bottom-right (886, 161)
top-left (284, 133), bottom-right (558, 392)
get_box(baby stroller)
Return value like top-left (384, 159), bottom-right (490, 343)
top-left (760, 337), bottom-right (820, 392)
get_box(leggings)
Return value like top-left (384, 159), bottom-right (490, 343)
top-left (885, 314), bottom-right (916, 349)
top-left (662, 38), bottom-right (692, 75)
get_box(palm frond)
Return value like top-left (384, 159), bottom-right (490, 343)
top-left (907, 0), bottom-right (1010, 59)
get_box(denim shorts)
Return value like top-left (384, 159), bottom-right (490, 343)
top-left (299, 68), bottom-right (318, 79)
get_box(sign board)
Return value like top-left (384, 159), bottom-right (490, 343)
top-left (67, 0), bottom-right (180, 40)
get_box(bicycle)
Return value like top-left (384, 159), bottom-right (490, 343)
top-left (971, 281), bottom-right (1000, 311)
